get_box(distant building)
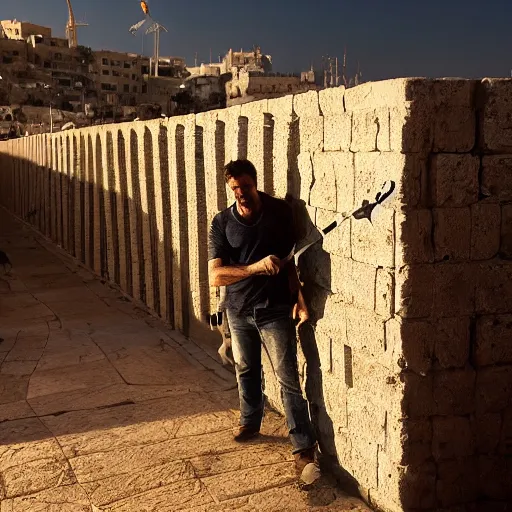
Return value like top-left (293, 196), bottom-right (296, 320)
top-left (226, 68), bottom-right (319, 107)
top-left (0, 19), bottom-right (187, 119)
top-left (1, 20), bottom-right (51, 41)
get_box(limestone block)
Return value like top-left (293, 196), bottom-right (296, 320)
top-left (434, 317), bottom-right (470, 369)
top-left (267, 95), bottom-right (294, 119)
top-left (390, 102), bottom-right (433, 153)
top-left (385, 317), bottom-right (434, 375)
top-left (395, 209), bottom-right (434, 266)
top-left (350, 108), bottom-right (390, 152)
top-left (481, 155), bottom-right (512, 203)
top-left (475, 315), bottom-right (512, 367)
top-left (500, 204), bottom-right (512, 258)
top-left (346, 398), bottom-right (386, 460)
top-left (431, 154), bottom-right (480, 207)
top-left (321, 372), bottom-right (347, 422)
top-left (333, 152), bottom-right (354, 213)
top-left (319, 86), bottom-right (345, 116)
top-left (500, 407), bottom-right (512, 455)
top-left (348, 78), bottom-right (472, 112)
top-left (432, 416), bottom-right (475, 460)
top-left (475, 262), bottom-right (512, 314)
top-left (349, 353), bottom-right (401, 418)
top-left (345, 305), bottom-right (386, 357)
top-left (433, 79), bottom-right (476, 107)
top-left (433, 263), bottom-right (476, 317)
top-left (434, 368), bottom-right (476, 415)
top-left (324, 113), bottom-right (352, 152)
top-left (433, 207), bottom-right (471, 261)
top-left (293, 90), bottom-right (320, 118)
top-left (472, 412), bottom-right (502, 454)
top-left (310, 152), bottom-right (354, 213)
top-left (480, 78), bottom-right (512, 152)
top-left (344, 78), bottom-right (434, 111)
top-left (478, 455), bottom-right (512, 500)
top-left (298, 116), bottom-right (323, 153)
top-left (476, 365), bottom-right (512, 413)
top-left (329, 254), bottom-right (354, 299)
top-left (395, 265), bottom-right (434, 318)
top-left (315, 294), bottom-right (348, 344)
top-left (352, 206), bottom-right (395, 267)
top-left (240, 98), bottom-right (268, 117)
top-left (316, 207), bottom-right (351, 258)
top-left (403, 372), bottom-right (434, 418)
top-left (470, 203), bottom-right (501, 260)
top-left (437, 457), bottom-right (478, 507)
top-left (375, 268), bottom-right (394, 318)
top-left (349, 259), bottom-right (377, 311)
top-left (310, 152), bottom-right (336, 211)
top-left (397, 461), bottom-right (437, 509)
top-left (354, 152), bottom-right (423, 210)
top-left (433, 106), bottom-right (476, 152)
top-left (297, 152), bottom-right (313, 203)
top-left (217, 105), bottom-right (241, 163)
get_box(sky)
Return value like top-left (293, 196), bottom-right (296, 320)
top-left (1, 0), bottom-right (511, 81)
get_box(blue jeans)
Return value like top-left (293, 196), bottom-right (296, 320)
top-left (226, 305), bottom-right (316, 454)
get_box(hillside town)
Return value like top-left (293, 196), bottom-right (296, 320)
top-left (0, 13), bottom-right (329, 138)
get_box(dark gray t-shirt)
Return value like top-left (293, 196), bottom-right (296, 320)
top-left (208, 192), bottom-right (296, 314)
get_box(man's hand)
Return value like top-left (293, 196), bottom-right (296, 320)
top-left (251, 255), bottom-right (281, 276)
top-left (293, 292), bottom-right (309, 328)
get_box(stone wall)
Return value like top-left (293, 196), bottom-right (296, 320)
top-left (0, 78), bottom-right (511, 512)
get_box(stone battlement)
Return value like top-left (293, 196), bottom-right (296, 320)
top-left (1, 78), bottom-right (511, 511)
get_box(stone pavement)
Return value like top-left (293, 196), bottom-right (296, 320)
top-left (0, 209), bottom-right (370, 512)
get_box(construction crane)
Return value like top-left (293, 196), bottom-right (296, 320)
top-left (65, 0), bottom-right (88, 48)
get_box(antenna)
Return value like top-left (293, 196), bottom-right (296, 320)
top-left (145, 21), bottom-right (168, 77)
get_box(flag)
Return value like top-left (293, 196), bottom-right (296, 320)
top-left (129, 18), bottom-right (146, 35)
top-left (141, 1), bottom-right (150, 16)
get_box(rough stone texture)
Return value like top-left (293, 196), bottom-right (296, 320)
top-left (318, 86), bottom-right (345, 116)
top-left (430, 154), bottom-right (480, 207)
top-left (395, 209), bottom-right (434, 266)
top-left (2, 78), bottom-right (512, 512)
top-left (350, 108), bottom-right (390, 152)
top-left (324, 113), bottom-right (352, 152)
top-left (433, 106), bottom-right (476, 152)
top-left (433, 207), bottom-right (471, 261)
top-left (501, 204), bottom-right (512, 259)
top-left (481, 155), bottom-right (512, 203)
top-left (480, 78), bottom-right (512, 152)
top-left (471, 203), bottom-right (501, 260)
top-left (432, 416), bottom-right (475, 460)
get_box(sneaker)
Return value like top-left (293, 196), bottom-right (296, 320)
top-left (294, 446), bottom-right (316, 475)
top-left (233, 425), bottom-right (260, 442)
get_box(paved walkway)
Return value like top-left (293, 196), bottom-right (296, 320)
top-left (0, 209), bottom-right (369, 512)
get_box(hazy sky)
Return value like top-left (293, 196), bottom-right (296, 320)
top-left (2, 0), bottom-right (510, 80)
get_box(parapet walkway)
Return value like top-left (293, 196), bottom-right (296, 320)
top-left (0, 209), bottom-right (369, 511)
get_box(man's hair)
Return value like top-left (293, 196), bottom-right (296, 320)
top-left (224, 159), bottom-right (257, 185)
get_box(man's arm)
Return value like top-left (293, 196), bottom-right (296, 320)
top-left (209, 256), bottom-right (281, 287)
top-left (286, 261), bottom-right (309, 327)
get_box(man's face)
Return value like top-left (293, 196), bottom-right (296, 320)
top-left (228, 174), bottom-right (259, 209)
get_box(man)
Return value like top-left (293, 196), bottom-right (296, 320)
top-left (208, 159), bottom-right (317, 474)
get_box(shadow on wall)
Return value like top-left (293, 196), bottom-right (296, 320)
top-left (284, 196), bottom-right (360, 496)
top-left (395, 79), bottom-right (512, 510)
